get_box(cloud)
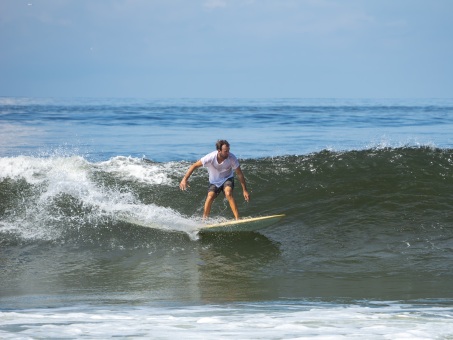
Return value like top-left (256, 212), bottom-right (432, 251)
top-left (203, 0), bottom-right (227, 10)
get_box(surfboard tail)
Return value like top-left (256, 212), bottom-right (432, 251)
top-left (199, 214), bottom-right (285, 233)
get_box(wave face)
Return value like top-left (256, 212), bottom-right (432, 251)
top-left (1, 146), bottom-right (453, 301)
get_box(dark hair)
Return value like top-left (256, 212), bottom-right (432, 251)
top-left (216, 140), bottom-right (230, 151)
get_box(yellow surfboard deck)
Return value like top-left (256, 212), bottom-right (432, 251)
top-left (199, 214), bottom-right (285, 233)
top-left (119, 214), bottom-right (285, 235)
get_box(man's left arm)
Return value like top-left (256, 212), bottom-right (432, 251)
top-left (235, 166), bottom-right (250, 202)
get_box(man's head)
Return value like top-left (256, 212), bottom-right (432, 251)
top-left (216, 140), bottom-right (230, 160)
top-left (216, 140), bottom-right (230, 151)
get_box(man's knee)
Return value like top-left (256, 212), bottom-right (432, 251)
top-left (224, 186), bottom-right (234, 198)
top-left (207, 191), bottom-right (217, 201)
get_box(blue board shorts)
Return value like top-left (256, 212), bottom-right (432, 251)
top-left (208, 177), bottom-right (234, 196)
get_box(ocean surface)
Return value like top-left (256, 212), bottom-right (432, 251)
top-left (1, 97), bottom-right (453, 338)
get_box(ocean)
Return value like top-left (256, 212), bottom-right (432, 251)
top-left (1, 97), bottom-right (453, 338)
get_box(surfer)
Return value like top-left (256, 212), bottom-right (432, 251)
top-left (179, 140), bottom-right (250, 220)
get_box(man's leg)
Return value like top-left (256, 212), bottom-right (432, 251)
top-left (203, 191), bottom-right (217, 219)
top-left (224, 186), bottom-right (239, 220)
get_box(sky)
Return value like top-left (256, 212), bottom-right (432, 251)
top-left (1, 0), bottom-right (452, 98)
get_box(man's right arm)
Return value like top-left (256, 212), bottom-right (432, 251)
top-left (179, 160), bottom-right (203, 190)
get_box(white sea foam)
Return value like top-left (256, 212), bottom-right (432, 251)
top-left (97, 156), bottom-right (174, 185)
top-left (0, 155), bottom-right (197, 240)
top-left (0, 302), bottom-right (452, 339)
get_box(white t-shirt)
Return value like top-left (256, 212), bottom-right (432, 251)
top-left (200, 151), bottom-right (240, 187)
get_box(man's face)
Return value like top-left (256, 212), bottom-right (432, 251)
top-left (218, 145), bottom-right (230, 160)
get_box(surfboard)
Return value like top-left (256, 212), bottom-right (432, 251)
top-left (119, 214), bottom-right (285, 235)
top-left (198, 214), bottom-right (285, 233)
